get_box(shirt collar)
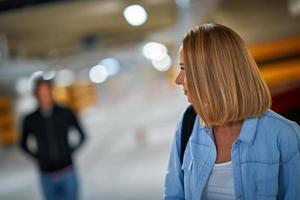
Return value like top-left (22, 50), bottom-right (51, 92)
top-left (197, 115), bottom-right (259, 144)
top-left (237, 116), bottom-right (259, 144)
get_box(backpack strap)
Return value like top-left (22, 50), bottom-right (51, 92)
top-left (180, 105), bottom-right (197, 165)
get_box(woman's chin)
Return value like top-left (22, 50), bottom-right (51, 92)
top-left (186, 96), bottom-right (191, 103)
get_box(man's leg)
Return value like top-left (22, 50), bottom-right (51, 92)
top-left (40, 173), bottom-right (57, 200)
top-left (60, 168), bottom-right (79, 200)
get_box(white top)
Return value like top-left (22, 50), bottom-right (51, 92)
top-left (203, 161), bottom-right (235, 200)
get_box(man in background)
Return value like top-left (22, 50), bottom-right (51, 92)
top-left (20, 78), bottom-right (86, 200)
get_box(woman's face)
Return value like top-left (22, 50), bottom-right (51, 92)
top-left (175, 48), bottom-right (191, 102)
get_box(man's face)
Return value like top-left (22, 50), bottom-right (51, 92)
top-left (36, 83), bottom-right (53, 109)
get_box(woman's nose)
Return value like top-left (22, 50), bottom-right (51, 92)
top-left (175, 71), bottom-right (184, 85)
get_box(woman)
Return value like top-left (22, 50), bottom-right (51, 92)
top-left (164, 23), bottom-right (300, 200)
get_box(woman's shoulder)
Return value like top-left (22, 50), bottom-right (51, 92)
top-left (259, 110), bottom-right (300, 162)
top-left (260, 110), bottom-right (299, 131)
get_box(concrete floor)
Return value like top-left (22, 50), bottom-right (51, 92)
top-left (0, 80), bottom-right (188, 200)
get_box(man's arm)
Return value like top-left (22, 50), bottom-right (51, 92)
top-left (69, 110), bottom-right (86, 151)
top-left (20, 116), bottom-right (37, 159)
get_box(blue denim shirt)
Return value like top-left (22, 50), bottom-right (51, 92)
top-left (164, 110), bottom-right (300, 200)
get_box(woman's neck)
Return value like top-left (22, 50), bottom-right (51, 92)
top-left (212, 120), bottom-right (244, 163)
top-left (212, 120), bottom-right (243, 137)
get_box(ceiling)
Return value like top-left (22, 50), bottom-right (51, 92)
top-left (0, 0), bottom-right (300, 92)
top-left (0, 0), bottom-right (177, 58)
top-left (1, 0), bottom-right (300, 60)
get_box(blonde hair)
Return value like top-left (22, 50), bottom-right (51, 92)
top-left (182, 23), bottom-right (271, 125)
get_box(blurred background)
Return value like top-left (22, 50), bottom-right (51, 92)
top-left (0, 0), bottom-right (300, 199)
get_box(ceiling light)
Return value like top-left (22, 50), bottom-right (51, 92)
top-left (89, 65), bottom-right (108, 83)
top-left (123, 4), bottom-right (147, 26)
top-left (99, 58), bottom-right (120, 76)
top-left (151, 54), bottom-right (172, 71)
top-left (288, 0), bottom-right (300, 17)
top-left (143, 42), bottom-right (168, 61)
